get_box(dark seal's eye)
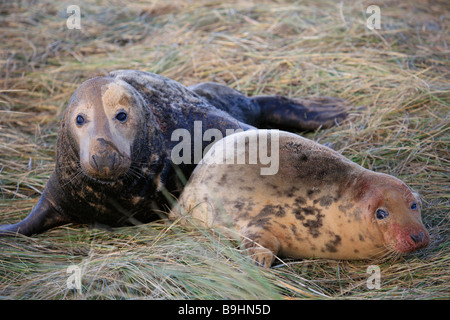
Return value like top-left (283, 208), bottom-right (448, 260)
top-left (116, 111), bottom-right (127, 122)
top-left (410, 202), bottom-right (418, 210)
top-left (376, 209), bottom-right (389, 220)
top-left (76, 114), bottom-right (85, 126)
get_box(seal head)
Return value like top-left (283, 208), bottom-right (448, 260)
top-left (356, 173), bottom-right (429, 254)
top-left (68, 77), bottom-right (137, 182)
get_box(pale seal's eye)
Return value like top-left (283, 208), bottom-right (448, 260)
top-left (76, 114), bottom-right (85, 126)
top-left (116, 111), bottom-right (127, 122)
top-left (410, 202), bottom-right (418, 210)
top-left (376, 208), bottom-right (389, 220)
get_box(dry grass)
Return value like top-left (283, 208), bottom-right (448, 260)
top-left (0, 0), bottom-right (448, 299)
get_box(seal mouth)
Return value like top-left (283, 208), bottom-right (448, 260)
top-left (91, 176), bottom-right (118, 185)
top-left (80, 164), bottom-right (130, 183)
top-left (390, 229), bottom-right (430, 254)
top-left (79, 168), bottom-right (119, 186)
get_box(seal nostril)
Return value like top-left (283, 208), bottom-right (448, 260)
top-left (91, 155), bottom-right (99, 169)
top-left (410, 234), bottom-right (419, 244)
top-left (419, 232), bottom-right (424, 242)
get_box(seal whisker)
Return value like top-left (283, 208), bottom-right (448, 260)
top-left (125, 166), bottom-right (145, 181)
top-left (370, 244), bottom-right (403, 263)
top-left (60, 169), bottom-right (84, 188)
top-left (124, 170), bottom-right (141, 181)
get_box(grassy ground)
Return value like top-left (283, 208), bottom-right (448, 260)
top-left (0, 0), bottom-right (448, 299)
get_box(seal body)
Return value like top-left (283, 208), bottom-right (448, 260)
top-left (171, 130), bottom-right (430, 267)
top-left (0, 70), bottom-right (349, 236)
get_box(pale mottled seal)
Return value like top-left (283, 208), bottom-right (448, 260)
top-left (0, 70), bottom-right (349, 236)
top-left (171, 130), bottom-right (430, 267)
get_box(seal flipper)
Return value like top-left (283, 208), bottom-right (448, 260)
top-left (0, 175), bottom-right (69, 236)
top-left (252, 95), bottom-right (349, 130)
top-left (241, 229), bottom-right (281, 268)
top-left (188, 82), bottom-right (349, 131)
top-left (0, 193), bottom-right (68, 236)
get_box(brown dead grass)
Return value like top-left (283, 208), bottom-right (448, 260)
top-left (0, 0), bottom-right (448, 299)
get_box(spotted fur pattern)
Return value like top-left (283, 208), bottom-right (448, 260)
top-left (172, 130), bottom-right (430, 267)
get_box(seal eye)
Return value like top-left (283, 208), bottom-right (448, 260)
top-left (116, 111), bottom-right (127, 122)
top-left (410, 202), bottom-right (418, 210)
top-left (376, 209), bottom-right (389, 220)
top-left (76, 115), bottom-right (85, 126)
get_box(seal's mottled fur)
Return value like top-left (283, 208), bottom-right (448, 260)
top-left (172, 130), bottom-right (430, 267)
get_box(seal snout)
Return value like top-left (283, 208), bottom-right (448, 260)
top-left (410, 231), bottom-right (425, 245)
top-left (408, 230), bottom-right (430, 250)
top-left (393, 225), bottom-right (430, 253)
top-left (87, 138), bottom-right (131, 181)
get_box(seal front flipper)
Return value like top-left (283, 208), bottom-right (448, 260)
top-left (252, 95), bottom-right (349, 130)
top-left (241, 229), bottom-right (281, 268)
top-left (0, 176), bottom-right (69, 236)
